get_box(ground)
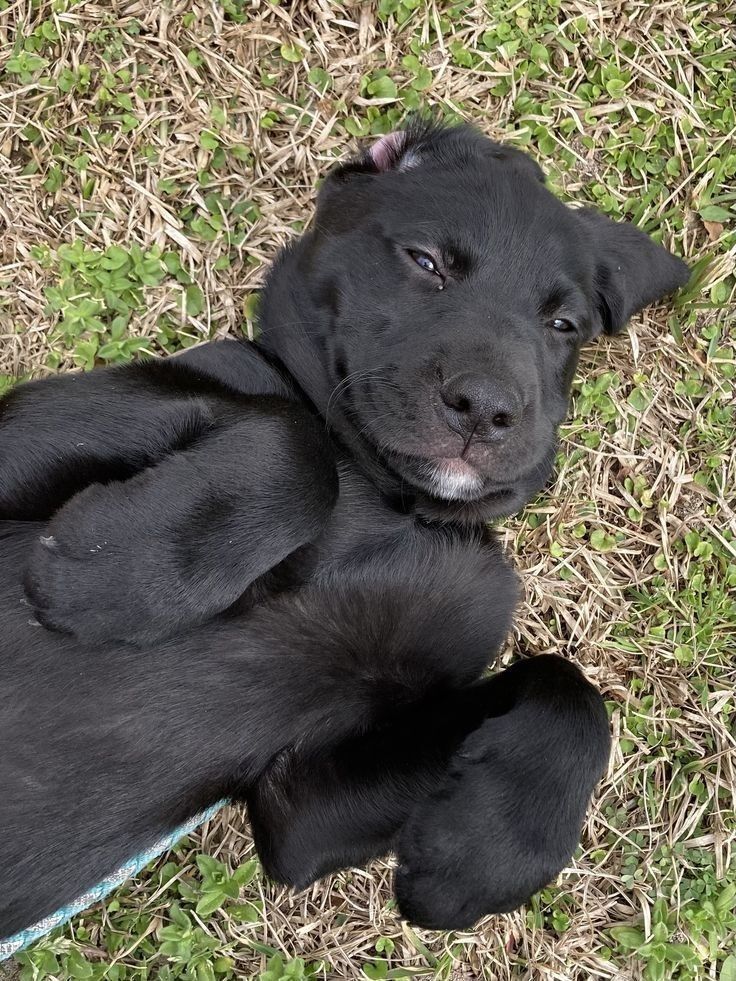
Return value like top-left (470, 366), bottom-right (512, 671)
top-left (0, 0), bottom-right (734, 979)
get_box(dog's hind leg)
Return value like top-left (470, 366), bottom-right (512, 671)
top-left (246, 689), bottom-right (479, 891)
top-left (395, 654), bottom-right (611, 929)
top-left (247, 654), bottom-right (609, 931)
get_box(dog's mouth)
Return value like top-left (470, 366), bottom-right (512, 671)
top-left (341, 401), bottom-right (557, 508)
top-left (383, 450), bottom-right (514, 503)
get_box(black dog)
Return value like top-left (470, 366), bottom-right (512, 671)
top-left (0, 121), bottom-right (688, 934)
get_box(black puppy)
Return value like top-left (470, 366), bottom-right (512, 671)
top-left (0, 121), bottom-right (688, 934)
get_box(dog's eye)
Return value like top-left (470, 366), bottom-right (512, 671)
top-left (408, 250), bottom-right (440, 276)
top-left (548, 317), bottom-right (576, 333)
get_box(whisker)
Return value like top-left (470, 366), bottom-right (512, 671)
top-left (353, 409), bottom-right (403, 443)
top-left (326, 367), bottom-right (385, 415)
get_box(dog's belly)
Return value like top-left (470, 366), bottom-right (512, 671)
top-left (0, 470), bottom-right (517, 933)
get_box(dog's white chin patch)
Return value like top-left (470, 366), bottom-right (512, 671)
top-left (423, 458), bottom-right (484, 501)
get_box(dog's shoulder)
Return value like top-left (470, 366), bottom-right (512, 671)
top-left (143, 338), bottom-right (297, 401)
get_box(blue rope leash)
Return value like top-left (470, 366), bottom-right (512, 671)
top-left (0, 800), bottom-right (227, 961)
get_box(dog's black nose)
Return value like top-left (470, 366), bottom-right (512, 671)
top-left (440, 372), bottom-right (522, 436)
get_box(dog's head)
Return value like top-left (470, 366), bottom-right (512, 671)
top-left (260, 120), bottom-right (689, 520)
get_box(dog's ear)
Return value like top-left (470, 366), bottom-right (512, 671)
top-left (364, 129), bottom-right (422, 173)
top-left (317, 122), bottom-right (545, 234)
top-left (395, 656), bottom-right (611, 930)
top-left (329, 118), bottom-right (446, 182)
top-left (331, 120), bottom-right (545, 184)
top-left (314, 125), bottom-right (432, 231)
top-left (576, 208), bottom-right (690, 335)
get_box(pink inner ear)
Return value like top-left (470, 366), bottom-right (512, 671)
top-left (368, 131), bottom-right (406, 172)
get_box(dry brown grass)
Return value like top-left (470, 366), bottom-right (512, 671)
top-left (1, 0), bottom-right (735, 978)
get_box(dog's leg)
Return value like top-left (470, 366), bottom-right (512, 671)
top-left (246, 689), bottom-right (482, 891)
top-left (395, 654), bottom-right (611, 929)
top-left (0, 341), bottom-right (286, 521)
top-left (22, 404), bottom-right (337, 644)
top-left (248, 655), bottom-right (609, 930)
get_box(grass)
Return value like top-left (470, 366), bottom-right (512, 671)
top-left (0, 0), bottom-right (734, 978)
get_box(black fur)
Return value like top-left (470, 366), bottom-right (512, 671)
top-left (0, 122), bottom-right (688, 934)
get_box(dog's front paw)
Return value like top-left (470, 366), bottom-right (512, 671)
top-left (23, 528), bottom-right (131, 643)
